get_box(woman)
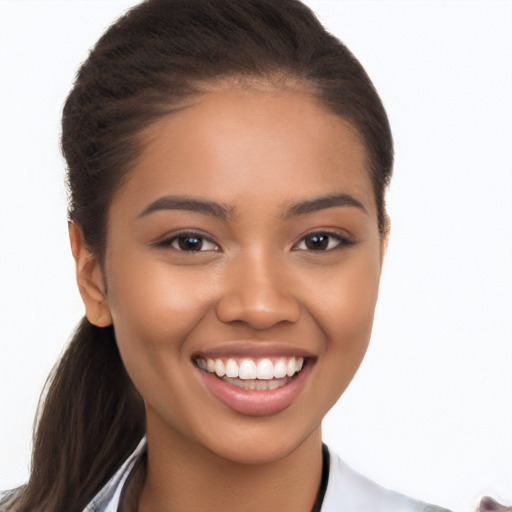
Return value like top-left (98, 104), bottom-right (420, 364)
top-left (0, 0), bottom-right (475, 510)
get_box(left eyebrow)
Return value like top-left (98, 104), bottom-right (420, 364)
top-left (284, 194), bottom-right (367, 218)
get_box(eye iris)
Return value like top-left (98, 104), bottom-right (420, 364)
top-left (178, 235), bottom-right (203, 251)
top-left (305, 233), bottom-right (329, 250)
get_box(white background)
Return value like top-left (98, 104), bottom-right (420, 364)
top-left (0, 1), bottom-right (511, 510)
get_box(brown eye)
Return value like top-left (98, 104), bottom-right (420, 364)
top-left (177, 235), bottom-right (203, 251)
top-left (304, 233), bottom-right (330, 250)
top-left (155, 232), bottom-right (219, 252)
top-left (293, 231), bottom-right (353, 252)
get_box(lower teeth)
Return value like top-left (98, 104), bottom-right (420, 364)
top-left (223, 376), bottom-right (288, 390)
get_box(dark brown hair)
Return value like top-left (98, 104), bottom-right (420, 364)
top-left (1, 0), bottom-right (392, 510)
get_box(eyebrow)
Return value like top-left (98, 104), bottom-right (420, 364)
top-left (284, 194), bottom-right (367, 218)
top-left (138, 193), bottom-right (366, 221)
top-left (138, 196), bottom-right (232, 220)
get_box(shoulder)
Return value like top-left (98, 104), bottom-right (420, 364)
top-left (321, 447), bottom-right (451, 512)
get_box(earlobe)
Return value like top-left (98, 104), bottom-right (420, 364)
top-left (69, 222), bottom-right (113, 328)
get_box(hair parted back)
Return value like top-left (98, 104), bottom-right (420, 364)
top-left (1, 1), bottom-right (392, 510)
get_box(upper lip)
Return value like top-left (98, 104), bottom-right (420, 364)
top-left (191, 341), bottom-right (316, 360)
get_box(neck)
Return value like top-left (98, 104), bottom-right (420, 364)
top-left (138, 417), bottom-right (323, 512)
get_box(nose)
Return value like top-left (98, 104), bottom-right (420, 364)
top-left (215, 252), bottom-right (301, 330)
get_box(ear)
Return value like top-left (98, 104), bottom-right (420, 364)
top-left (69, 222), bottom-right (113, 327)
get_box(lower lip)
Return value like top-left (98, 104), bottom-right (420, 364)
top-left (197, 362), bottom-right (312, 416)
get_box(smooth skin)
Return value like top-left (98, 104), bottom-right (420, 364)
top-left (71, 87), bottom-right (388, 512)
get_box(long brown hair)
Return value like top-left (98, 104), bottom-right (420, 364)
top-left (1, 0), bottom-right (392, 510)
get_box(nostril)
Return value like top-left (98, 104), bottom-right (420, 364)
top-left (215, 293), bottom-right (300, 329)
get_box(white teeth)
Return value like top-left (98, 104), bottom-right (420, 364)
top-left (273, 359), bottom-right (287, 379)
top-left (255, 379), bottom-right (267, 390)
top-left (239, 359), bottom-right (257, 380)
top-left (286, 357), bottom-right (296, 377)
top-left (198, 356), bottom-right (307, 381)
top-left (267, 379), bottom-right (281, 390)
top-left (256, 359), bottom-right (273, 379)
top-left (224, 377), bottom-right (288, 390)
top-left (225, 358), bottom-right (239, 378)
top-left (214, 359), bottom-right (225, 377)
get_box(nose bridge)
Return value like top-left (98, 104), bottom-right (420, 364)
top-left (215, 247), bottom-right (300, 329)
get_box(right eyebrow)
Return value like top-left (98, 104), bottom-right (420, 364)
top-left (137, 195), bottom-right (233, 221)
top-left (283, 193), bottom-right (367, 218)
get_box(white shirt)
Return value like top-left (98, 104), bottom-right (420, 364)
top-left (83, 438), bottom-right (449, 512)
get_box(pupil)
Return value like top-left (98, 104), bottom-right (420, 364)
top-left (178, 235), bottom-right (202, 251)
top-left (306, 233), bottom-right (329, 250)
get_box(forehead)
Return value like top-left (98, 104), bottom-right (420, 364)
top-left (114, 87), bottom-right (375, 218)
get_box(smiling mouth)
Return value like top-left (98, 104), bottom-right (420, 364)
top-left (194, 356), bottom-right (306, 391)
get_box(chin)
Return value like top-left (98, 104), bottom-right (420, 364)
top-left (195, 415), bottom-right (322, 466)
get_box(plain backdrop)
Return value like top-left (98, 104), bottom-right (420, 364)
top-left (0, 1), bottom-right (511, 510)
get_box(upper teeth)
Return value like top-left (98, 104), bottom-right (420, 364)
top-left (196, 357), bottom-right (304, 380)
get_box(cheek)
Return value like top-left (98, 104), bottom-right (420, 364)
top-left (307, 249), bottom-right (381, 395)
top-left (104, 256), bottom-right (217, 432)
top-left (107, 250), bottom-right (217, 335)
top-left (310, 249), bottom-right (381, 340)
top-left (104, 251), bottom-right (219, 383)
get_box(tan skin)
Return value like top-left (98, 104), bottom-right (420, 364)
top-left (70, 87), bottom-right (389, 511)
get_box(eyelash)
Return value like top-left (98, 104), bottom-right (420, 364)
top-left (292, 231), bottom-right (354, 252)
top-left (154, 230), bottom-right (353, 253)
top-left (154, 231), bottom-right (219, 253)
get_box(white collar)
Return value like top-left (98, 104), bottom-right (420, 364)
top-left (83, 438), bottom-right (447, 512)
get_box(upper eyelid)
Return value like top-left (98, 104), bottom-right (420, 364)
top-left (295, 229), bottom-right (351, 242)
top-left (157, 228), bottom-right (214, 240)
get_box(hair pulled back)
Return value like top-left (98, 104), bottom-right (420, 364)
top-left (65, 0), bottom-right (392, 258)
top-left (2, 1), bottom-right (392, 510)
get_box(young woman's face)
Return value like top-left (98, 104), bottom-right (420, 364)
top-left (102, 87), bottom-right (385, 464)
